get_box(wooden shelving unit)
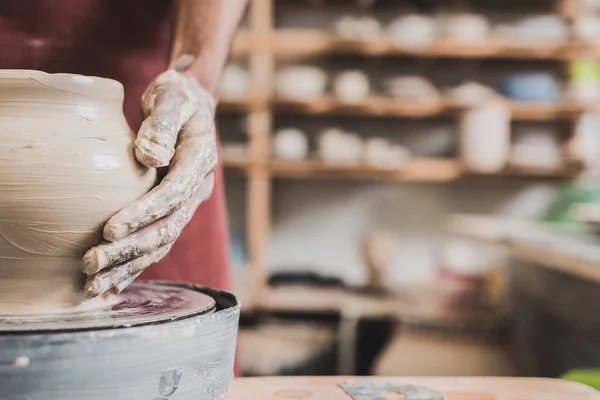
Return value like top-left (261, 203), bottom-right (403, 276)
top-left (221, 0), bottom-right (594, 310)
top-left (232, 29), bottom-right (600, 61)
top-left (222, 156), bottom-right (577, 181)
top-left (222, 96), bottom-right (595, 121)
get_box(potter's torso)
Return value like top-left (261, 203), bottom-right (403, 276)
top-left (0, 0), bottom-right (172, 129)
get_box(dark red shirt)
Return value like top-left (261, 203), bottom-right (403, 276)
top-left (0, 0), bottom-right (232, 292)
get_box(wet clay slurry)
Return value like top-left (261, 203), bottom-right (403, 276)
top-left (0, 70), bottom-right (156, 315)
top-left (0, 282), bottom-right (216, 331)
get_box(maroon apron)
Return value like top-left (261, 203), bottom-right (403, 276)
top-left (0, 0), bottom-right (232, 292)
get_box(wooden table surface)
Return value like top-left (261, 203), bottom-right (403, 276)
top-left (228, 376), bottom-right (599, 400)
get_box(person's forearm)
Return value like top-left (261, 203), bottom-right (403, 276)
top-left (171, 0), bottom-right (249, 98)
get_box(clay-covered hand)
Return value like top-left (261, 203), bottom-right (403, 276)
top-left (82, 63), bottom-right (218, 298)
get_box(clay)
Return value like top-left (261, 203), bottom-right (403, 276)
top-left (0, 282), bottom-right (216, 332)
top-left (0, 70), bottom-right (156, 315)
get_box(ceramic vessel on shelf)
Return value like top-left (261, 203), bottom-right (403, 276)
top-left (387, 15), bottom-right (437, 50)
top-left (0, 70), bottom-right (156, 315)
top-left (318, 127), bottom-right (363, 163)
top-left (384, 75), bottom-right (440, 102)
top-left (442, 13), bottom-right (490, 43)
top-left (502, 73), bottom-right (561, 103)
top-left (333, 70), bottom-right (370, 103)
top-left (276, 66), bottom-right (327, 100)
top-left (364, 138), bottom-right (411, 167)
top-left (332, 15), bottom-right (382, 40)
top-left (273, 128), bottom-right (309, 160)
top-left (573, 15), bottom-right (600, 42)
top-left (460, 100), bottom-right (510, 173)
top-left (220, 63), bottom-right (250, 99)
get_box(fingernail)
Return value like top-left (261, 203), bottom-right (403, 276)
top-left (82, 248), bottom-right (109, 274)
top-left (104, 223), bottom-right (129, 242)
top-left (135, 138), bottom-right (172, 168)
top-left (84, 279), bottom-right (102, 298)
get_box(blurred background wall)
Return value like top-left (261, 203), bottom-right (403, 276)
top-left (217, 0), bottom-right (600, 385)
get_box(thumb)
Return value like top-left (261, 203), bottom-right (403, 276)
top-left (135, 73), bottom-right (197, 168)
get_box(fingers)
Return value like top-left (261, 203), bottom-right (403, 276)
top-left (104, 117), bottom-right (217, 241)
top-left (135, 70), bottom-right (204, 168)
top-left (83, 173), bottom-right (215, 274)
top-left (84, 244), bottom-right (172, 298)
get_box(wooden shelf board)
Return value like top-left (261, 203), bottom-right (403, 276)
top-left (223, 157), bottom-right (577, 181)
top-left (218, 97), bottom-right (594, 121)
top-left (507, 101), bottom-right (585, 120)
top-left (271, 30), bottom-right (600, 60)
top-left (274, 97), bottom-right (446, 118)
top-left (231, 30), bottom-right (252, 55)
top-left (273, 97), bottom-right (589, 120)
top-left (221, 155), bottom-right (252, 171)
top-left (269, 158), bottom-right (462, 182)
top-left (447, 214), bottom-right (600, 285)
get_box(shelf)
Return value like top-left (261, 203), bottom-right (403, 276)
top-left (222, 157), bottom-right (577, 182)
top-left (447, 214), bottom-right (600, 285)
top-left (222, 158), bottom-right (462, 182)
top-left (269, 158), bottom-right (462, 182)
top-left (269, 29), bottom-right (600, 60)
top-left (507, 101), bottom-right (586, 120)
top-left (221, 97), bottom-right (591, 120)
top-left (274, 97), bottom-right (590, 121)
top-left (274, 97), bottom-right (445, 118)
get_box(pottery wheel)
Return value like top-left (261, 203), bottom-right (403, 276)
top-left (0, 282), bottom-right (240, 400)
top-left (0, 282), bottom-right (216, 332)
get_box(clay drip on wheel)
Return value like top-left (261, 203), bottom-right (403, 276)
top-left (0, 70), bottom-right (156, 315)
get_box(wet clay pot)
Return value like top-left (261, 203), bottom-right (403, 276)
top-left (0, 70), bottom-right (156, 315)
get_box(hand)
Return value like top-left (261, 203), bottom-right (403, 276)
top-left (82, 59), bottom-right (218, 298)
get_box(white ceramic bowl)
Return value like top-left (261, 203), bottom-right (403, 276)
top-left (276, 66), bottom-right (328, 100)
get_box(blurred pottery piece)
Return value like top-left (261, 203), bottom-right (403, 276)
top-left (364, 138), bottom-right (411, 167)
top-left (220, 63), bottom-right (250, 99)
top-left (384, 75), bottom-right (440, 102)
top-left (493, 15), bottom-right (567, 42)
top-left (273, 128), bottom-right (309, 160)
top-left (502, 73), bottom-right (561, 103)
top-left (333, 70), bottom-right (370, 103)
top-left (403, 127), bottom-right (456, 158)
top-left (445, 82), bottom-right (498, 107)
top-left (443, 13), bottom-right (490, 43)
top-left (510, 129), bottom-right (563, 171)
top-left (571, 113), bottom-right (600, 169)
top-left (0, 70), bottom-right (156, 315)
top-left (276, 66), bottom-right (327, 100)
top-left (573, 15), bottom-right (600, 42)
top-left (222, 142), bottom-right (247, 159)
top-left (387, 15), bottom-right (438, 50)
top-left (333, 15), bottom-right (382, 40)
top-left (460, 100), bottom-right (510, 173)
top-left (318, 128), bottom-right (363, 163)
